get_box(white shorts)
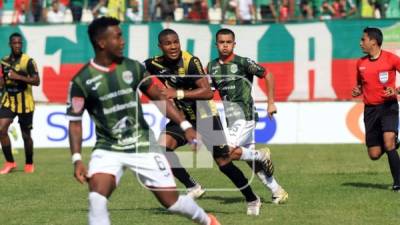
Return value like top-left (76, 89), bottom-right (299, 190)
top-left (87, 149), bottom-right (176, 188)
top-left (226, 119), bottom-right (256, 149)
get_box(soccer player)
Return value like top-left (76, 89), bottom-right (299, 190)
top-left (67, 17), bottom-right (220, 225)
top-left (208, 28), bottom-right (288, 204)
top-left (0, 32), bottom-right (40, 174)
top-left (145, 28), bottom-right (269, 215)
top-left (352, 27), bottom-right (400, 192)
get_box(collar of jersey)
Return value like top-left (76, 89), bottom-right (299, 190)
top-left (90, 59), bottom-right (117, 73)
top-left (218, 53), bottom-right (235, 64)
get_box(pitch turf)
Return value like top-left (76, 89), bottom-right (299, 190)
top-left (0, 144), bottom-right (399, 225)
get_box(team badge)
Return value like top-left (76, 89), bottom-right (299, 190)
top-left (15, 65), bottom-right (20, 71)
top-left (178, 68), bottom-right (185, 77)
top-left (72, 97), bottom-right (85, 113)
top-left (122, 71), bottom-right (133, 85)
top-left (230, 64), bottom-right (238, 73)
top-left (379, 71), bottom-right (389, 84)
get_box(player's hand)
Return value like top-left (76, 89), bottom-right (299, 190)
top-left (74, 161), bottom-right (88, 184)
top-left (267, 102), bottom-right (277, 118)
top-left (8, 70), bottom-right (21, 81)
top-left (384, 86), bottom-right (396, 97)
top-left (161, 87), bottom-right (177, 99)
top-left (184, 127), bottom-right (200, 151)
top-left (351, 86), bottom-right (362, 97)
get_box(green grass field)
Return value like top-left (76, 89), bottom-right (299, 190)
top-left (0, 144), bottom-right (399, 225)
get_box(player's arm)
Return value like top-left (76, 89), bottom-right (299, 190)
top-left (264, 72), bottom-right (277, 118)
top-left (66, 81), bottom-right (88, 184)
top-left (8, 59), bottom-right (40, 86)
top-left (139, 74), bottom-right (198, 146)
top-left (161, 57), bottom-right (213, 100)
top-left (245, 58), bottom-right (277, 117)
top-left (352, 61), bottom-right (363, 97)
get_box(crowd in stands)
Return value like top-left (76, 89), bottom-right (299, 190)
top-left (0, 0), bottom-right (399, 25)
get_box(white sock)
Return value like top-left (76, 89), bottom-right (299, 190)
top-left (239, 147), bottom-right (264, 161)
top-left (89, 192), bottom-right (110, 225)
top-left (256, 171), bottom-right (280, 193)
top-left (168, 195), bottom-right (210, 225)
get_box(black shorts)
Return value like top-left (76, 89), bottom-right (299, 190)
top-left (364, 101), bottom-right (399, 147)
top-left (163, 116), bottom-right (230, 158)
top-left (0, 107), bottom-right (33, 129)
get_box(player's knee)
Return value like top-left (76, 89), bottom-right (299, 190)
top-left (89, 192), bottom-right (108, 208)
top-left (368, 153), bottom-right (381, 160)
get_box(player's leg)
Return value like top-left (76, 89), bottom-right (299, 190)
top-left (86, 150), bottom-right (123, 225)
top-left (159, 122), bottom-right (204, 197)
top-left (129, 152), bottom-right (219, 225)
top-left (227, 119), bottom-right (288, 203)
top-left (381, 101), bottom-right (400, 191)
top-left (0, 108), bottom-right (16, 174)
top-left (19, 112), bottom-right (34, 173)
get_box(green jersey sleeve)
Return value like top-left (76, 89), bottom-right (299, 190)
top-left (137, 62), bottom-right (154, 92)
top-left (244, 57), bottom-right (266, 78)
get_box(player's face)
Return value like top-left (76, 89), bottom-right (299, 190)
top-left (9, 37), bottom-right (23, 56)
top-left (360, 32), bottom-right (374, 54)
top-left (158, 34), bottom-right (181, 60)
top-left (216, 34), bottom-right (235, 57)
top-left (101, 25), bottom-right (125, 59)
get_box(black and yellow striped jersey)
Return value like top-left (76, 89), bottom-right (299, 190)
top-left (144, 51), bottom-right (218, 121)
top-left (0, 54), bottom-right (38, 113)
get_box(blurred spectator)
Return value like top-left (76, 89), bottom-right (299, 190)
top-left (360, 0), bottom-right (375, 18)
top-left (222, 0), bottom-right (238, 24)
top-left (12, 0), bottom-right (29, 24)
top-left (47, 0), bottom-right (65, 23)
top-left (236, 0), bottom-right (255, 24)
top-left (92, 0), bottom-right (108, 18)
top-left (30, 0), bottom-right (43, 22)
top-left (107, 0), bottom-right (126, 21)
top-left (159, 0), bottom-right (178, 21)
top-left (70, 0), bottom-right (84, 22)
top-left (386, 0), bottom-right (400, 17)
top-left (182, 0), bottom-right (195, 17)
top-left (372, 0), bottom-right (389, 18)
top-left (126, 0), bottom-right (143, 22)
top-left (332, 0), bottom-right (357, 18)
top-left (319, 0), bottom-right (335, 19)
top-left (187, 0), bottom-right (209, 21)
top-left (0, 0), bottom-right (3, 25)
top-left (299, 0), bottom-right (313, 19)
top-left (279, 0), bottom-right (289, 21)
top-left (256, 0), bottom-right (278, 22)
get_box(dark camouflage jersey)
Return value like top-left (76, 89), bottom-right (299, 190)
top-left (208, 55), bottom-right (266, 122)
top-left (66, 58), bottom-right (154, 152)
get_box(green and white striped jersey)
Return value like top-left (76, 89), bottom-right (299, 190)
top-left (66, 58), bottom-right (154, 153)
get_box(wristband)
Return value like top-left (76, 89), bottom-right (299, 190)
top-left (176, 89), bottom-right (185, 100)
top-left (180, 120), bottom-right (193, 131)
top-left (72, 153), bottom-right (82, 164)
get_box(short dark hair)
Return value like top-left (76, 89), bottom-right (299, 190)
top-left (216, 28), bottom-right (235, 41)
top-left (88, 17), bottom-right (120, 49)
top-left (158, 29), bottom-right (178, 44)
top-left (363, 27), bottom-right (383, 47)
top-left (9, 32), bottom-right (22, 43)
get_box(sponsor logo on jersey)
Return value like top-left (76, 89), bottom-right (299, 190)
top-left (230, 64), bottom-right (238, 73)
top-left (379, 71), bottom-right (389, 84)
top-left (91, 82), bottom-right (101, 91)
top-left (122, 71), bottom-right (133, 85)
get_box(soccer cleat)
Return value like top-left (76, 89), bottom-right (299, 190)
top-left (0, 162), bottom-right (17, 174)
top-left (272, 186), bottom-right (289, 204)
top-left (186, 184), bottom-right (206, 199)
top-left (24, 164), bottom-right (35, 173)
top-left (208, 213), bottom-right (221, 225)
top-left (393, 185), bottom-right (400, 192)
top-left (258, 147), bottom-right (274, 177)
top-left (246, 196), bottom-right (261, 216)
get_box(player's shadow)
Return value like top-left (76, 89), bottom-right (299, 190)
top-left (341, 182), bottom-right (390, 190)
top-left (203, 195), bottom-right (244, 204)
